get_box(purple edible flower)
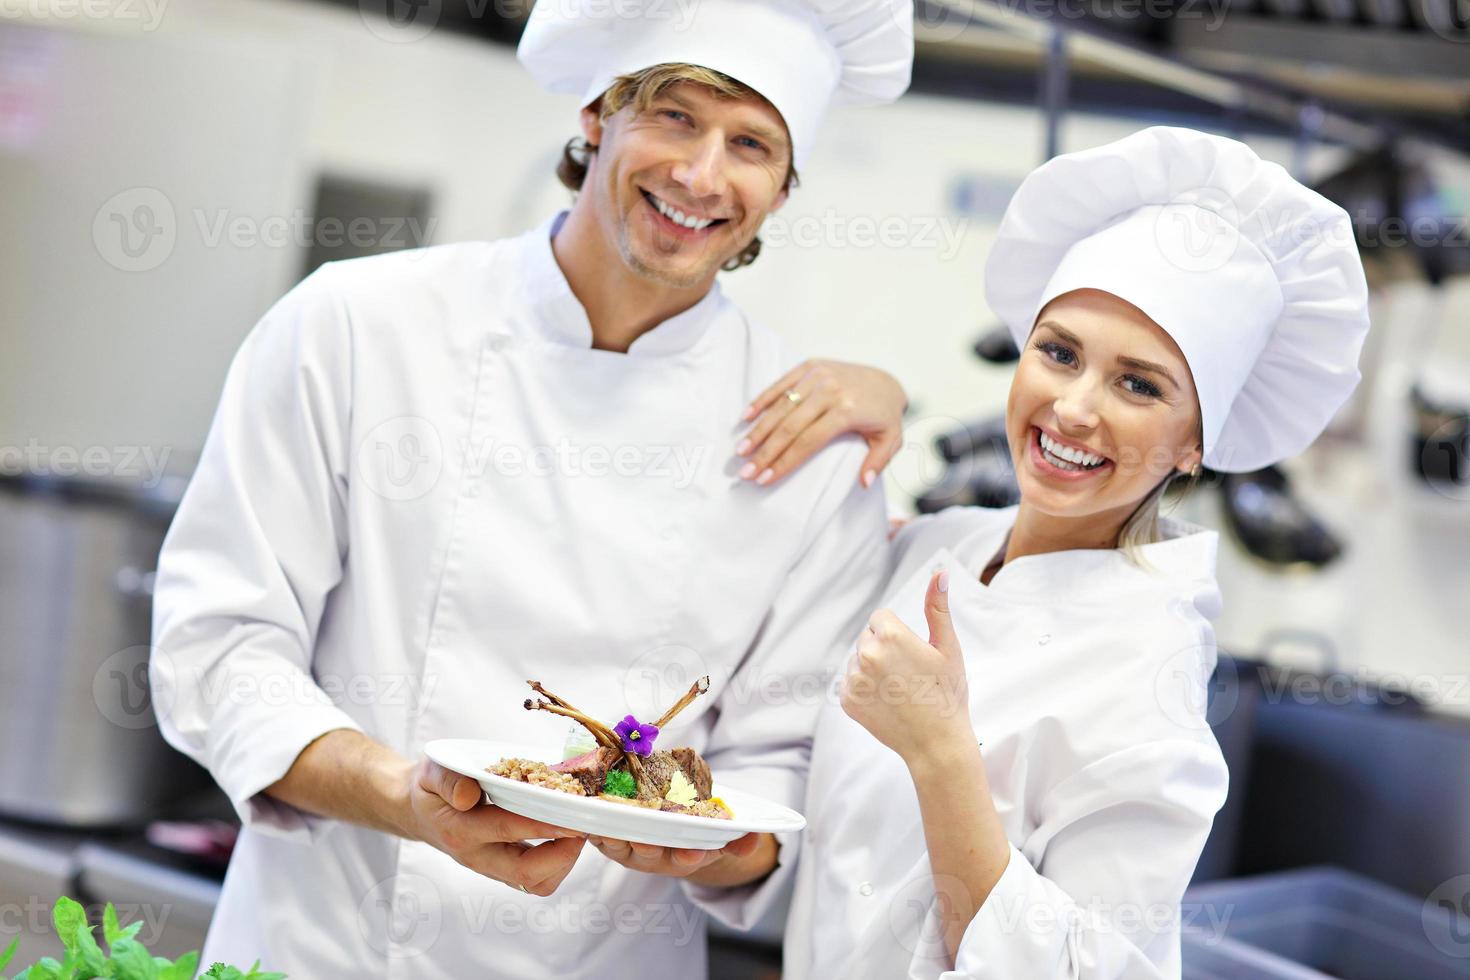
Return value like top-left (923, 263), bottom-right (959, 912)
top-left (614, 714), bottom-right (659, 757)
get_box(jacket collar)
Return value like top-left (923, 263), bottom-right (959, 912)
top-left (517, 211), bottom-right (726, 357)
top-left (951, 504), bottom-right (1220, 601)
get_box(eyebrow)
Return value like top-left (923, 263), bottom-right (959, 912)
top-left (1034, 320), bottom-right (1183, 391)
top-left (659, 90), bottom-right (789, 151)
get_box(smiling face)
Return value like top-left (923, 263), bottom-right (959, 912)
top-left (577, 79), bottom-right (792, 289)
top-left (1006, 288), bottom-right (1205, 531)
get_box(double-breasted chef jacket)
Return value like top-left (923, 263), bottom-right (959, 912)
top-left (784, 503), bottom-right (1230, 979)
top-left (150, 211), bottom-right (891, 978)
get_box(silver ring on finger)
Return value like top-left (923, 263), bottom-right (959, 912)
top-left (784, 388), bottom-right (803, 405)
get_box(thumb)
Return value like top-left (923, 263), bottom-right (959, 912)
top-left (925, 569), bottom-right (960, 657)
top-left (422, 759), bottom-right (481, 812)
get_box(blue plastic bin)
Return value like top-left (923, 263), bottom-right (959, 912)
top-left (1181, 867), bottom-right (1470, 979)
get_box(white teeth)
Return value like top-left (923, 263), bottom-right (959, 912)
top-left (649, 193), bottom-right (713, 230)
top-left (1039, 431), bottom-right (1104, 468)
top-left (1044, 448), bottom-right (1082, 471)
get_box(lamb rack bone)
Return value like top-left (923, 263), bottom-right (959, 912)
top-left (523, 684), bottom-right (661, 797)
top-left (527, 680), bottom-right (581, 713)
top-left (526, 678), bottom-right (679, 799)
top-left (653, 675), bottom-right (711, 730)
top-left (522, 697), bottom-right (621, 751)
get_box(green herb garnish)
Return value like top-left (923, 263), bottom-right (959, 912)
top-left (603, 768), bottom-right (637, 798)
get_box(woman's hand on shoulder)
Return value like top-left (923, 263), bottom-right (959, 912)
top-left (735, 359), bottom-right (907, 488)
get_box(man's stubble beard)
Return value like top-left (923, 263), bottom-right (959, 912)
top-left (615, 214), bottom-right (746, 290)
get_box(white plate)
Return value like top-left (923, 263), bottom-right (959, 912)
top-left (425, 738), bottom-right (806, 850)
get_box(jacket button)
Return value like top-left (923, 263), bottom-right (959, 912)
top-left (1037, 633), bottom-right (1051, 645)
top-left (858, 881), bottom-right (874, 897)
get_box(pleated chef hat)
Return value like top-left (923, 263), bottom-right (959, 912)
top-left (516, 0), bottom-right (914, 169)
top-left (985, 126), bottom-right (1371, 474)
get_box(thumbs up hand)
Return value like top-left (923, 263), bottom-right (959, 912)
top-left (840, 569), bottom-right (974, 766)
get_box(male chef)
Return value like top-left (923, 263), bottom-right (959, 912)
top-left (149, 0), bottom-right (913, 976)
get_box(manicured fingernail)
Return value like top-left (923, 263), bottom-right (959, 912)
top-left (742, 405), bottom-right (755, 420)
top-left (937, 571), bottom-right (949, 593)
top-left (739, 462), bottom-right (757, 479)
top-left (757, 468), bottom-right (774, 485)
top-left (736, 438), bottom-right (751, 456)
top-left (862, 469), bottom-right (876, 488)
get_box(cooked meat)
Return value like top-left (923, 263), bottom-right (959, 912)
top-left (671, 747), bottom-right (713, 799)
top-left (628, 747), bottom-right (714, 801)
top-left (636, 751), bottom-right (679, 801)
top-left (550, 746), bottom-right (620, 795)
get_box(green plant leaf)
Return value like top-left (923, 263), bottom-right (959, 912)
top-left (26, 957), bottom-right (62, 980)
top-left (602, 768), bottom-right (636, 798)
top-left (72, 922), bottom-right (105, 979)
top-left (104, 938), bottom-right (157, 980)
top-left (2, 935), bottom-right (21, 971)
top-left (200, 965), bottom-right (241, 980)
top-left (51, 900), bottom-right (85, 958)
top-left (156, 951), bottom-right (198, 980)
top-left (101, 907), bottom-right (122, 949)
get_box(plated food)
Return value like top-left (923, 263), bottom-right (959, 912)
top-left (424, 674), bottom-right (807, 849)
top-left (489, 676), bottom-right (734, 820)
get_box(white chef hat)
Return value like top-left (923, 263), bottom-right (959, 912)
top-left (985, 126), bottom-right (1371, 474)
top-left (516, 0), bottom-right (913, 169)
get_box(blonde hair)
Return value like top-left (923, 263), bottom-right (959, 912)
top-left (1117, 411), bottom-right (1205, 570)
top-left (1117, 470), bottom-right (1190, 565)
top-left (555, 62), bottom-right (800, 273)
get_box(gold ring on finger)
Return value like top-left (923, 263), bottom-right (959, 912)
top-left (517, 884), bottom-right (529, 894)
top-left (784, 388), bottom-right (803, 405)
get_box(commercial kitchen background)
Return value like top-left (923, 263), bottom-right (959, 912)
top-left (1, 0), bottom-right (1469, 977)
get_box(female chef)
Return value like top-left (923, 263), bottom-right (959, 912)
top-left (773, 126), bottom-right (1372, 978)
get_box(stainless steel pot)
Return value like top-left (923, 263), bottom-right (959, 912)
top-left (0, 473), bottom-right (212, 827)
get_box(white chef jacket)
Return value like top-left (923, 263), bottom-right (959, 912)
top-left (149, 212), bottom-right (891, 978)
top-left (784, 504), bottom-right (1231, 979)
